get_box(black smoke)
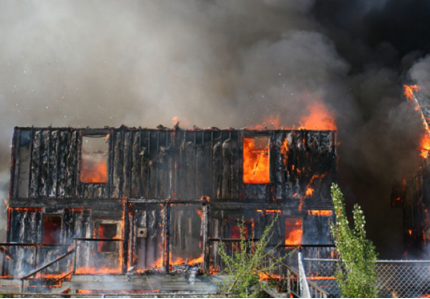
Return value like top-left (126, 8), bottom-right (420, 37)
top-left (1, 0), bottom-right (430, 257)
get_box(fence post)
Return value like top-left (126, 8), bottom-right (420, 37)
top-left (298, 251), bottom-right (311, 298)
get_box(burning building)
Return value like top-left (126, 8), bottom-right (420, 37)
top-left (1, 125), bottom-right (337, 294)
top-left (393, 87), bottom-right (430, 258)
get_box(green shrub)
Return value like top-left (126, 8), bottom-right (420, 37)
top-left (217, 217), bottom-right (289, 297)
top-left (330, 183), bottom-right (378, 298)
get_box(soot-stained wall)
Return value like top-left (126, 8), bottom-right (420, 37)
top-left (5, 126), bottom-right (337, 275)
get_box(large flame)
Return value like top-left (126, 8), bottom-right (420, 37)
top-left (298, 101), bottom-right (337, 130)
top-left (420, 134), bottom-right (430, 159)
top-left (243, 137), bottom-right (270, 184)
top-left (404, 84), bottom-right (422, 103)
top-left (247, 100), bottom-right (337, 131)
top-left (403, 85), bottom-right (430, 159)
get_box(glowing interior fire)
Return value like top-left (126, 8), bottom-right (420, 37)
top-left (80, 157), bottom-right (107, 183)
top-left (285, 218), bottom-right (302, 245)
top-left (80, 135), bottom-right (109, 183)
top-left (243, 137), bottom-right (270, 184)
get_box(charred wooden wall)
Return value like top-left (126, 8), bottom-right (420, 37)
top-left (9, 126), bottom-right (336, 204)
top-left (5, 126), bottom-right (337, 275)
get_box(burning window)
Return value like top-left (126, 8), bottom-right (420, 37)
top-left (243, 136), bottom-right (270, 184)
top-left (97, 223), bottom-right (119, 252)
top-left (43, 216), bottom-right (62, 244)
top-left (80, 134), bottom-right (109, 183)
top-left (285, 218), bottom-right (302, 245)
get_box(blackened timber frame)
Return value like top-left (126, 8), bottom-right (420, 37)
top-left (128, 199), bottom-right (210, 274)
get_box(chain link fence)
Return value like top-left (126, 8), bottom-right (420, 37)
top-left (303, 258), bottom-right (430, 298)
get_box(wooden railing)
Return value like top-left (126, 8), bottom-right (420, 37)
top-left (20, 249), bottom-right (75, 293)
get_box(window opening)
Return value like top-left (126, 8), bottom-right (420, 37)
top-left (97, 223), bottom-right (118, 252)
top-left (285, 218), bottom-right (302, 245)
top-left (80, 134), bottom-right (109, 183)
top-left (243, 136), bottom-right (270, 184)
top-left (43, 216), bottom-right (62, 244)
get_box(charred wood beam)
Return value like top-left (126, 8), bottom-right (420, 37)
top-left (0, 243), bottom-right (69, 247)
top-left (209, 238), bottom-right (261, 242)
top-left (211, 202), bottom-right (334, 210)
top-left (8, 198), bottom-right (124, 209)
top-left (10, 128), bottom-right (19, 198)
top-left (0, 246), bottom-right (14, 260)
top-left (73, 238), bottom-right (123, 242)
top-left (163, 202), bottom-right (171, 273)
top-left (21, 249), bottom-right (75, 280)
top-left (202, 202), bottom-right (210, 274)
top-left (123, 201), bottom-right (129, 274)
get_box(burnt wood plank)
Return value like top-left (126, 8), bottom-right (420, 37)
top-left (111, 130), bottom-right (123, 198)
top-left (221, 137), bottom-right (231, 199)
top-left (131, 132), bottom-right (141, 198)
top-left (29, 130), bottom-right (42, 198)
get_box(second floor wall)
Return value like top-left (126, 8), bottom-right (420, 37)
top-left (9, 126), bottom-right (337, 207)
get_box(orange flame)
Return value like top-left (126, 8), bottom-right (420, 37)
top-left (308, 276), bottom-right (336, 280)
top-left (403, 85), bottom-right (430, 159)
top-left (285, 218), bottom-right (302, 245)
top-left (256, 209), bottom-right (281, 214)
top-left (243, 137), bottom-right (270, 184)
top-left (169, 253), bottom-right (204, 267)
top-left (281, 138), bottom-right (289, 166)
top-left (259, 271), bottom-right (282, 281)
top-left (172, 116), bottom-right (190, 127)
top-left (308, 210), bottom-right (333, 216)
top-left (247, 101), bottom-right (337, 131)
top-left (80, 159), bottom-right (107, 183)
top-left (75, 265), bottom-right (121, 275)
top-left (420, 134), bottom-right (430, 158)
top-left (298, 101), bottom-right (337, 130)
top-left (305, 187), bottom-right (314, 197)
top-left (196, 208), bottom-right (203, 221)
top-left (403, 84), bottom-right (421, 103)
